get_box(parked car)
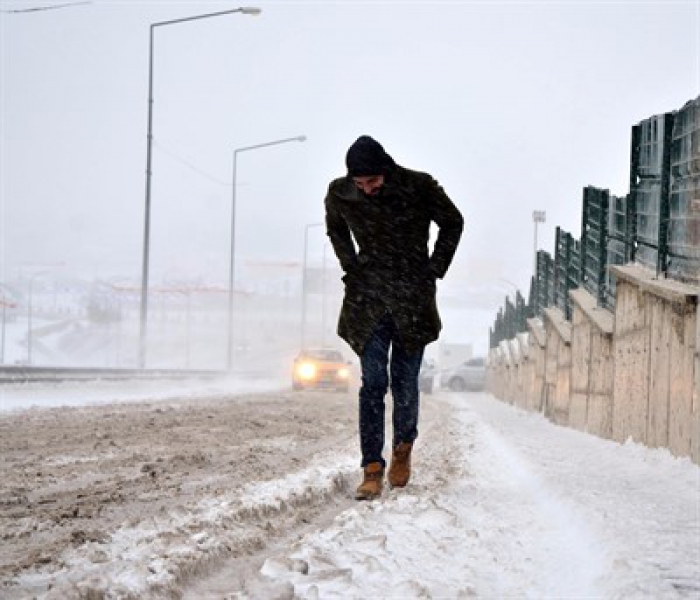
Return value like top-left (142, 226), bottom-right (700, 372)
top-left (292, 348), bottom-right (351, 392)
top-left (419, 359), bottom-right (437, 394)
top-left (440, 357), bottom-right (486, 392)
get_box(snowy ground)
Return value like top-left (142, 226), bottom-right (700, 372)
top-left (1, 388), bottom-right (698, 599)
top-left (244, 397), bottom-right (700, 600)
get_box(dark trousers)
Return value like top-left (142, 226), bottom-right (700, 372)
top-left (359, 313), bottom-right (425, 467)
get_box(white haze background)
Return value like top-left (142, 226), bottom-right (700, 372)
top-left (1, 0), bottom-right (698, 364)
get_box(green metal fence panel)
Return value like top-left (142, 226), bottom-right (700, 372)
top-left (581, 186), bottom-right (609, 307)
top-left (489, 289), bottom-right (531, 349)
top-left (630, 112), bottom-right (675, 275)
top-left (606, 193), bottom-right (634, 307)
top-left (555, 227), bottom-right (580, 320)
top-left (526, 276), bottom-right (536, 320)
top-left (555, 228), bottom-right (566, 313)
top-left (535, 250), bottom-right (555, 316)
top-left (504, 296), bottom-right (516, 340)
top-left (515, 291), bottom-right (527, 333)
top-left (668, 97), bottom-right (700, 284)
top-left (490, 308), bottom-right (505, 349)
top-left (570, 238), bottom-right (581, 315)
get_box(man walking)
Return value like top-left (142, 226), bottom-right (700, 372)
top-left (324, 136), bottom-right (463, 500)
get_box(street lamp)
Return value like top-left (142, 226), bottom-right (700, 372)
top-left (138, 6), bottom-right (261, 369)
top-left (227, 135), bottom-right (307, 369)
top-left (533, 210), bottom-right (546, 275)
top-left (301, 222), bottom-right (323, 350)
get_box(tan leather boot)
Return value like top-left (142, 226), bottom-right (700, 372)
top-left (355, 462), bottom-right (384, 500)
top-left (388, 442), bottom-right (413, 488)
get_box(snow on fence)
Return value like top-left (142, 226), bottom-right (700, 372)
top-left (487, 264), bottom-right (699, 464)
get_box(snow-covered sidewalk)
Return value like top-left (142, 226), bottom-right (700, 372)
top-left (249, 393), bottom-right (700, 599)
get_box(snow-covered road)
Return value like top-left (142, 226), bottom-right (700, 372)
top-left (2, 389), bottom-right (698, 599)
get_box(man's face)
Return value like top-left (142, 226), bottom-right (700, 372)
top-left (352, 175), bottom-right (385, 196)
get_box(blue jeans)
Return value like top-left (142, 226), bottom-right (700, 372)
top-left (359, 313), bottom-right (425, 468)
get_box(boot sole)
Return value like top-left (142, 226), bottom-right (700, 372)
top-left (388, 481), bottom-right (409, 488)
top-left (355, 491), bottom-right (382, 501)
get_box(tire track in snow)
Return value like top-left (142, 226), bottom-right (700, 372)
top-left (26, 449), bottom-right (360, 599)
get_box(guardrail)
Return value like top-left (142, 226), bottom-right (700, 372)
top-left (0, 367), bottom-right (227, 385)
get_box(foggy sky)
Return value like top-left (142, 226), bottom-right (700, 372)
top-left (2, 0), bottom-right (698, 296)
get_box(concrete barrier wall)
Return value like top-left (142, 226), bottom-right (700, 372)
top-left (527, 318), bottom-right (546, 412)
top-left (514, 332), bottom-right (534, 410)
top-left (543, 307), bottom-right (572, 426)
top-left (610, 266), bottom-right (698, 461)
top-left (569, 300), bottom-right (591, 432)
top-left (542, 313), bottom-right (559, 421)
top-left (508, 337), bottom-right (529, 405)
top-left (569, 289), bottom-right (615, 439)
top-left (487, 265), bottom-right (699, 463)
top-left (486, 347), bottom-right (507, 401)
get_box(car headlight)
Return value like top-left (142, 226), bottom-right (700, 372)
top-left (296, 362), bottom-right (317, 380)
top-left (337, 367), bottom-right (349, 379)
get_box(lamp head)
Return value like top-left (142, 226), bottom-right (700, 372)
top-left (240, 7), bottom-right (262, 15)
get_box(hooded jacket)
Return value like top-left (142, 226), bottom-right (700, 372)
top-left (325, 164), bottom-right (464, 355)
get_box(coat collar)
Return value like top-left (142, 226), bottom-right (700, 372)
top-left (334, 166), bottom-right (416, 202)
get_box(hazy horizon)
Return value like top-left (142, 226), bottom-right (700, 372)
top-left (2, 0), bottom-right (698, 296)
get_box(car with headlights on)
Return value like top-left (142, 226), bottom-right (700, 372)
top-left (292, 348), bottom-right (351, 392)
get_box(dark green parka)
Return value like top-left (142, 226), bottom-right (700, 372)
top-left (325, 165), bottom-right (464, 356)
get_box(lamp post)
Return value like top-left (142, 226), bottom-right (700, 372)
top-left (227, 135), bottom-right (307, 369)
top-left (301, 222), bottom-right (323, 350)
top-left (138, 6), bottom-right (262, 369)
top-left (533, 210), bottom-right (546, 275)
